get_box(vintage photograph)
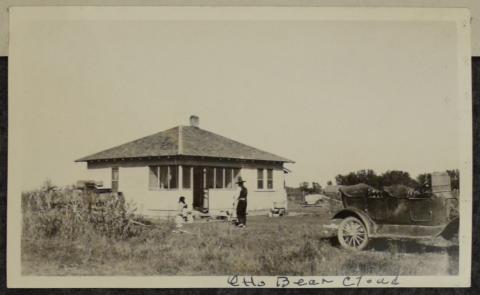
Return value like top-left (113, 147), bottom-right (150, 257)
top-left (7, 6), bottom-right (472, 288)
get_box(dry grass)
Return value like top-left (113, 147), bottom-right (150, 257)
top-left (22, 213), bottom-right (458, 276)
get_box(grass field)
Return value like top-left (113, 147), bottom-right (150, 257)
top-left (22, 202), bottom-right (458, 276)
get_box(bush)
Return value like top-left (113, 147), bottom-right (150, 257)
top-left (22, 181), bottom-right (152, 241)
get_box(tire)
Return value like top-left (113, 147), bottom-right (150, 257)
top-left (337, 216), bottom-right (369, 250)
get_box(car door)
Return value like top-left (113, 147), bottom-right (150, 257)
top-left (407, 197), bottom-right (433, 223)
top-left (382, 195), bottom-right (433, 225)
top-left (366, 191), bottom-right (389, 222)
top-left (381, 185), bottom-right (426, 225)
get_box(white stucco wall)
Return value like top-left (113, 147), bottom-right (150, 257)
top-left (208, 189), bottom-right (238, 212)
top-left (88, 165), bottom-right (287, 216)
top-left (208, 167), bottom-right (287, 213)
top-left (119, 166), bottom-right (194, 216)
top-left (88, 166), bottom-right (193, 216)
top-left (240, 167), bottom-right (287, 211)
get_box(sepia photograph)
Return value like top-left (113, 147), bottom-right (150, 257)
top-left (7, 6), bottom-right (472, 288)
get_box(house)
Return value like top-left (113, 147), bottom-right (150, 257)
top-left (76, 116), bottom-right (294, 217)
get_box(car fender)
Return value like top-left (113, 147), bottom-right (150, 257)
top-left (332, 207), bottom-right (377, 236)
top-left (439, 217), bottom-right (459, 240)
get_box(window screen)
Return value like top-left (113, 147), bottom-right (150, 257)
top-left (112, 167), bottom-right (119, 192)
top-left (206, 167), bottom-right (214, 189)
top-left (257, 168), bottom-right (264, 189)
top-left (159, 166), bottom-right (168, 189)
top-left (225, 168), bottom-right (233, 188)
top-left (215, 168), bottom-right (224, 189)
top-left (183, 166), bottom-right (191, 189)
top-left (267, 169), bottom-right (273, 189)
top-left (169, 165), bottom-right (178, 189)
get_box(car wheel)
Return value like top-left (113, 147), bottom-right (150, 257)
top-left (337, 216), bottom-right (369, 250)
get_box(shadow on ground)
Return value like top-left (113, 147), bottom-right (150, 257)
top-left (321, 235), bottom-right (459, 275)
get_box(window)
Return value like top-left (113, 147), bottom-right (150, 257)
top-left (225, 168), bottom-right (233, 188)
top-left (215, 168), bottom-right (224, 189)
top-left (159, 166), bottom-right (168, 189)
top-left (149, 165), bottom-right (178, 190)
top-left (257, 168), bottom-right (264, 189)
top-left (267, 169), bottom-right (273, 189)
top-left (206, 167), bottom-right (214, 189)
top-left (183, 166), bottom-right (192, 189)
top-left (198, 167), bottom-right (241, 190)
top-left (112, 167), bottom-right (119, 192)
top-left (169, 165), bottom-right (178, 189)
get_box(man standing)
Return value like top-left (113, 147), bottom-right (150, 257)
top-left (236, 177), bottom-right (248, 228)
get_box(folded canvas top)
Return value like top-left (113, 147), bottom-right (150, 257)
top-left (383, 184), bottom-right (416, 198)
top-left (339, 183), bottom-right (373, 198)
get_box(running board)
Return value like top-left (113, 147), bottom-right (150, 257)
top-left (371, 224), bottom-right (446, 239)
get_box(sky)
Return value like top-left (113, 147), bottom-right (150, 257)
top-left (10, 13), bottom-right (460, 189)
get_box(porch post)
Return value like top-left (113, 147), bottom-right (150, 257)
top-left (190, 166), bottom-right (194, 209)
top-left (203, 168), bottom-right (207, 188)
top-left (178, 165), bottom-right (183, 190)
top-left (190, 167), bottom-right (193, 190)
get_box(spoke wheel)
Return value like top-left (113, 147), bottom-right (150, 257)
top-left (338, 216), bottom-right (369, 250)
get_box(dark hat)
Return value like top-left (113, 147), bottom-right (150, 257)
top-left (236, 177), bottom-right (246, 184)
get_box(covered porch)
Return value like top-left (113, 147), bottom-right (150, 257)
top-left (147, 163), bottom-right (242, 214)
top-left (86, 155), bottom-right (287, 218)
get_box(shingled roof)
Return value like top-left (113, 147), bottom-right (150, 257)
top-left (76, 125), bottom-right (293, 163)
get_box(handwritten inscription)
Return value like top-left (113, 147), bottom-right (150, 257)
top-left (342, 275), bottom-right (400, 287)
top-left (276, 276), bottom-right (334, 287)
top-left (227, 275), bottom-right (400, 288)
top-left (227, 275), bottom-right (266, 287)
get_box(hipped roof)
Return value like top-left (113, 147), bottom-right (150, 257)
top-left (76, 126), bottom-right (293, 163)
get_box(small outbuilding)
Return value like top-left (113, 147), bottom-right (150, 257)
top-left (76, 116), bottom-right (294, 217)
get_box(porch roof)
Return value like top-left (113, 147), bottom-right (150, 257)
top-left (76, 125), bottom-right (294, 163)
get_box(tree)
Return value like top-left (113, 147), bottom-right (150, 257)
top-left (327, 180), bottom-right (333, 186)
top-left (335, 169), bottom-right (382, 188)
top-left (446, 169), bottom-right (460, 190)
top-left (299, 181), bottom-right (322, 194)
top-left (381, 170), bottom-right (418, 187)
top-left (416, 173), bottom-right (430, 187)
top-left (299, 182), bottom-right (309, 192)
top-left (335, 169), bottom-right (418, 189)
top-left (312, 182), bottom-right (322, 193)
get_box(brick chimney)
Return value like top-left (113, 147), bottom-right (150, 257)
top-left (190, 115), bottom-right (199, 128)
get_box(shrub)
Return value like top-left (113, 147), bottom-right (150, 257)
top-left (22, 181), bottom-right (151, 241)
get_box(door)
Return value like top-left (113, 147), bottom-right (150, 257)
top-left (366, 194), bottom-right (388, 222)
top-left (408, 198), bottom-right (433, 222)
top-left (193, 167), bottom-right (205, 209)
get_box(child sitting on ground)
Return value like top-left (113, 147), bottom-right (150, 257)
top-left (175, 196), bottom-right (193, 228)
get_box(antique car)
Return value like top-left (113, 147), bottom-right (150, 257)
top-left (331, 172), bottom-right (459, 250)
